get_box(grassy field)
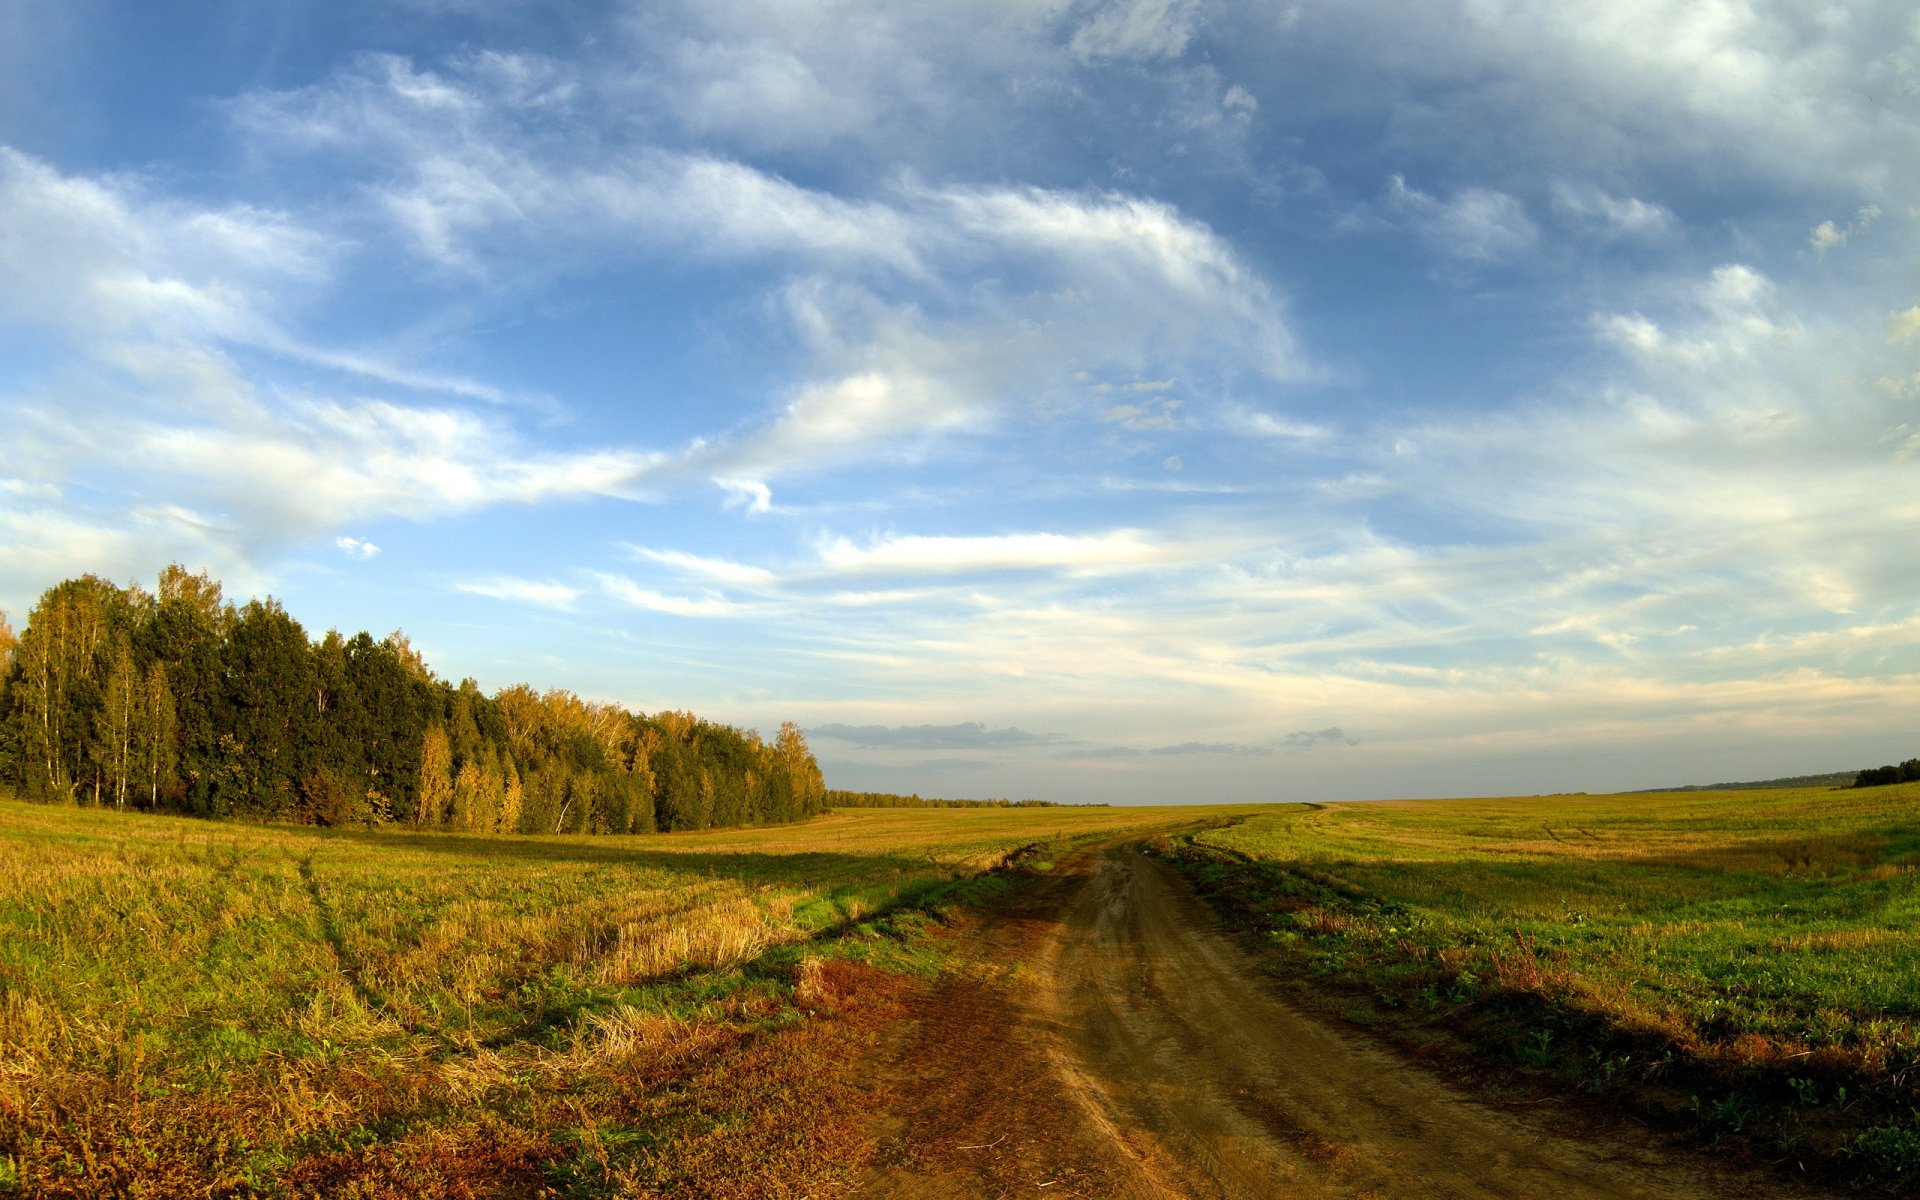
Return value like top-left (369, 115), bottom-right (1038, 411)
top-left (1163, 784), bottom-right (1920, 1186)
top-left (14, 784), bottom-right (1920, 1194)
top-left (0, 797), bottom-right (1231, 1198)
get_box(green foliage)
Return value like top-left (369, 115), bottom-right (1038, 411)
top-left (1854, 759), bottom-right (1920, 788)
top-left (1852, 1112), bottom-right (1920, 1180)
top-left (0, 568), bottom-right (825, 837)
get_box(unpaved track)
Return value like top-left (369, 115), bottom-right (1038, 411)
top-left (858, 842), bottom-right (1839, 1200)
top-left (1047, 846), bottom-right (1725, 1198)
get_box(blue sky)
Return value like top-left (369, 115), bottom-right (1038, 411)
top-left (3, 0), bottom-right (1917, 802)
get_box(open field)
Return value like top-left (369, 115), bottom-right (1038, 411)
top-left (6, 785), bottom-right (1917, 1196)
top-left (0, 797), bottom-right (1236, 1197)
top-left (1166, 783), bottom-right (1920, 1187)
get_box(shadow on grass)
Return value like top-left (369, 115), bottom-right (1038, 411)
top-left (1242, 825), bottom-right (1920, 914)
top-left (474, 852), bottom-right (1035, 1050)
top-left (311, 823), bottom-right (954, 891)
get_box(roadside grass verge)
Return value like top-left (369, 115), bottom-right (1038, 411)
top-left (1157, 785), bottom-right (1920, 1192)
top-left (0, 797), bottom-right (1218, 1197)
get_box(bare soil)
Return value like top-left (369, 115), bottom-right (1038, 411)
top-left (854, 843), bottom-right (1848, 1200)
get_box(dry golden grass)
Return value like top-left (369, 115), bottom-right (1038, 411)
top-left (0, 795), bottom-right (1229, 1196)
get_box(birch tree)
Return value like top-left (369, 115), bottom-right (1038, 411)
top-left (90, 638), bottom-right (138, 809)
top-left (137, 660), bottom-right (177, 808)
top-left (417, 726), bottom-right (453, 828)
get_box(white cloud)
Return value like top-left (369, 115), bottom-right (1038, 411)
top-left (10, 0), bottom-right (1914, 801)
top-left (318, 64), bottom-right (1303, 365)
top-left (937, 186), bottom-right (1295, 372)
top-left (625, 0), bottom-right (1072, 158)
top-left (571, 184), bottom-right (1305, 504)
top-left (1701, 616), bottom-right (1920, 663)
top-left (1549, 182), bottom-right (1674, 236)
top-left (0, 144), bottom-right (588, 571)
top-left (812, 720), bottom-right (1051, 749)
top-left (2, 107), bottom-right (1308, 588)
top-left (591, 571), bottom-right (743, 617)
top-left (1303, 0), bottom-right (1919, 195)
top-left (817, 530), bottom-right (1168, 575)
top-left (709, 478), bottom-right (772, 515)
top-left (1385, 175), bottom-right (1538, 261)
top-left (1595, 264), bottom-right (1798, 367)
top-left (664, 38), bottom-right (871, 149)
top-left (1879, 424), bottom-right (1920, 461)
top-left (1100, 400), bottom-right (1180, 430)
top-left (1810, 204), bottom-right (1884, 256)
top-left (4, 352), bottom-right (663, 593)
top-left (237, 56), bottom-right (925, 276)
top-left (0, 146), bottom-right (501, 423)
top-left (124, 394), bottom-right (654, 532)
top-left (624, 545), bottom-right (777, 587)
top-left (227, 48), bottom-right (1307, 508)
top-left (1090, 377), bottom-right (1177, 395)
top-left (730, 360), bottom-right (977, 481)
top-left (1382, 259), bottom-right (1918, 665)
top-left (455, 575), bottom-right (581, 609)
top-left (0, 148), bottom-right (327, 346)
top-left (0, 501), bottom-right (252, 618)
top-left (1071, 0), bottom-right (1200, 63)
top-left (1234, 409), bottom-right (1327, 440)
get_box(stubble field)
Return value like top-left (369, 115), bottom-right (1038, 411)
top-left (0, 798), bottom-right (1225, 1197)
top-left (8, 783), bottom-right (1920, 1196)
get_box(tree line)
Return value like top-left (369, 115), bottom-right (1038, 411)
top-left (825, 789), bottom-right (1074, 809)
top-left (1854, 759), bottom-right (1920, 789)
top-left (0, 567), bottom-right (825, 833)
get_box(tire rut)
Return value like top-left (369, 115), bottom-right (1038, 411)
top-left (295, 850), bottom-right (388, 1019)
top-left (860, 842), bottom-right (1846, 1200)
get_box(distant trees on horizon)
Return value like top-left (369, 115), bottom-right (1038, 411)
top-left (1854, 759), bottom-right (1920, 789)
top-left (0, 567), bottom-right (825, 834)
top-left (826, 789), bottom-right (1074, 809)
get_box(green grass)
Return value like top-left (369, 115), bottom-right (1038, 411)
top-left (0, 796), bottom-right (1230, 1197)
top-left (1165, 784), bottom-right (1920, 1187)
top-left (31, 783), bottom-right (1915, 1192)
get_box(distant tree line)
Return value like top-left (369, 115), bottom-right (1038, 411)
top-left (1854, 759), bottom-right (1920, 789)
top-left (0, 568), bottom-right (825, 833)
top-left (1645, 771), bottom-right (1862, 793)
top-left (826, 789), bottom-right (1075, 809)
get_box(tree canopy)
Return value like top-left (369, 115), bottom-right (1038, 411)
top-left (1854, 759), bottom-right (1920, 789)
top-left (0, 569), bottom-right (825, 834)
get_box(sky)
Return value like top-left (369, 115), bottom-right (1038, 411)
top-left (2, 0), bottom-right (1917, 803)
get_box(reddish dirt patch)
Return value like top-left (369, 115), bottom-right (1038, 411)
top-left (853, 872), bottom-right (1159, 1199)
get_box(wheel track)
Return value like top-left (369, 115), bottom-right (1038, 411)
top-left (858, 840), bottom-right (1846, 1200)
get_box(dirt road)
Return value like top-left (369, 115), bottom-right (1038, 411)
top-left (856, 843), bottom-right (1839, 1199)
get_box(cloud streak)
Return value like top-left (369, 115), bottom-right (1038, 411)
top-left (811, 722), bottom-right (1053, 750)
